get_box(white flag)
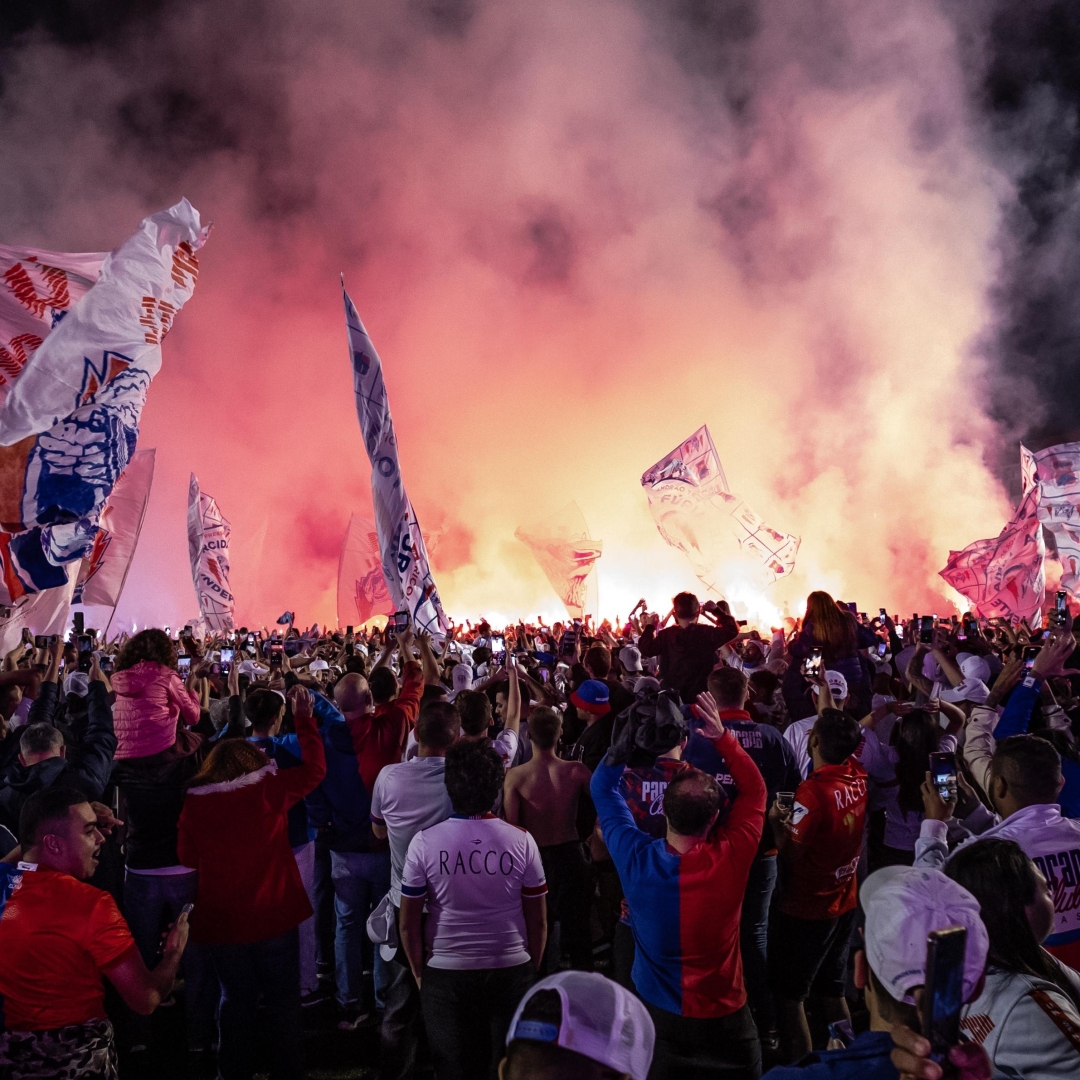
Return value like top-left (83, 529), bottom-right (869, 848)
top-left (642, 425), bottom-right (800, 590)
top-left (342, 284), bottom-right (448, 636)
top-left (516, 502), bottom-right (602, 619)
top-left (1024, 442), bottom-right (1080, 599)
top-left (0, 563), bottom-right (77, 656)
top-left (337, 512), bottom-right (395, 627)
top-left (0, 200), bottom-right (207, 604)
top-left (74, 449), bottom-right (155, 608)
top-left (187, 473), bottom-right (234, 632)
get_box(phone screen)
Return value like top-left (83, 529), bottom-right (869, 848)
top-left (1023, 645), bottom-right (1040, 671)
top-left (346, 625), bottom-right (354, 635)
top-left (877, 642), bottom-right (887, 657)
top-left (221, 648), bottom-right (234, 663)
top-left (392, 611), bottom-right (410, 634)
top-left (919, 615), bottom-right (935, 644)
top-left (802, 646), bottom-right (823, 678)
top-left (922, 927), bottom-right (967, 1061)
top-left (929, 751), bottom-right (957, 800)
top-left (490, 636), bottom-right (506, 661)
top-left (177, 655), bottom-right (191, 675)
top-left (270, 645), bottom-right (284, 667)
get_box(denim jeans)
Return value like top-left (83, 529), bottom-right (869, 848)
top-left (380, 942), bottom-right (424, 1080)
top-left (420, 962), bottom-right (534, 1080)
top-left (122, 869), bottom-right (218, 1050)
top-left (313, 834), bottom-right (336, 980)
top-left (293, 841), bottom-right (318, 995)
top-left (208, 928), bottom-right (302, 1080)
top-left (739, 854), bottom-right (777, 1036)
top-left (329, 849), bottom-right (391, 1011)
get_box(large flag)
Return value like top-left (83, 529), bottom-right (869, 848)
top-left (0, 563), bottom-right (77, 655)
top-left (515, 502), bottom-right (602, 619)
top-left (73, 448), bottom-right (155, 607)
top-left (1024, 441), bottom-right (1080, 597)
top-left (940, 446), bottom-right (1045, 622)
top-left (641, 425), bottom-right (800, 591)
top-left (342, 284), bottom-right (448, 636)
top-left (187, 474), bottom-right (234, 632)
top-left (0, 200), bottom-right (207, 605)
top-left (337, 512), bottom-right (395, 627)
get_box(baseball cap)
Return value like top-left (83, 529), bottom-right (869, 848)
top-left (937, 655), bottom-right (991, 704)
top-left (238, 660), bottom-right (267, 677)
top-left (63, 672), bottom-right (90, 697)
top-left (570, 680), bottom-right (611, 716)
top-left (811, 669), bottom-right (848, 701)
top-left (861, 865), bottom-right (989, 1005)
top-left (507, 971), bottom-right (655, 1080)
top-left (309, 658), bottom-right (330, 672)
top-left (633, 675), bottom-right (661, 696)
top-left (620, 646), bottom-right (643, 673)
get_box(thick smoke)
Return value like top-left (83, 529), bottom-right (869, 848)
top-left (0, 0), bottom-right (1044, 627)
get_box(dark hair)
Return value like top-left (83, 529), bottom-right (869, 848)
top-left (946, 838), bottom-right (1080, 1013)
top-left (444, 740), bottom-right (503, 816)
top-left (369, 666), bottom-right (397, 705)
top-left (502, 989), bottom-right (623, 1079)
top-left (244, 688), bottom-right (284, 731)
top-left (528, 706), bottom-right (562, 751)
top-left (673, 592), bottom-right (700, 620)
top-left (664, 767), bottom-right (720, 836)
top-left (812, 708), bottom-right (862, 765)
top-left (991, 735), bottom-right (1063, 807)
top-left (19, 722), bottom-right (64, 758)
top-left (114, 628), bottom-right (176, 672)
top-left (190, 740), bottom-right (269, 788)
top-left (345, 655), bottom-right (367, 676)
top-left (804, 591), bottom-right (857, 659)
top-left (749, 669), bottom-right (779, 704)
top-left (583, 645), bottom-right (611, 678)
top-left (866, 967), bottom-right (920, 1028)
top-left (707, 667), bottom-right (748, 710)
top-left (19, 785), bottom-right (88, 849)
top-left (455, 689), bottom-right (493, 737)
top-left (894, 709), bottom-right (942, 815)
top-left (416, 701), bottom-right (460, 751)
top-left (1032, 728), bottom-right (1080, 767)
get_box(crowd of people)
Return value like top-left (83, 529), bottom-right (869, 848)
top-left (0, 587), bottom-right (1079, 1080)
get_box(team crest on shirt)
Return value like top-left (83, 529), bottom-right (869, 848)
top-left (791, 801), bottom-right (809, 825)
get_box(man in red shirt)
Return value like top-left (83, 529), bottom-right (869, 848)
top-left (767, 708), bottom-right (867, 1064)
top-left (331, 630), bottom-right (424, 1029)
top-left (0, 786), bottom-right (189, 1080)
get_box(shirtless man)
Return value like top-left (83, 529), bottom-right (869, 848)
top-left (503, 706), bottom-right (594, 971)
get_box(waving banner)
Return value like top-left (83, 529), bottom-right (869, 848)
top-left (515, 502), bottom-right (602, 619)
top-left (641, 425), bottom-right (800, 591)
top-left (0, 564), bottom-right (78, 656)
top-left (0, 200), bottom-right (207, 605)
top-left (342, 283), bottom-right (448, 636)
top-left (73, 448), bottom-right (155, 608)
top-left (187, 474), bottom-right (234, 632)
top-left (337, 512), bottom-right (395, 627)
top-left (1024, 441), bottom-right (1080, 598)
top-left (940, 446), bottom-right (1045, 622)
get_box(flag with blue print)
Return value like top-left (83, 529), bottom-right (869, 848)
top-left (342, 282), bottom-right (448, 637)
top-left (188, 473), bottom-right (235, 633)
top-left (0, 200), bottom-right (208, 605)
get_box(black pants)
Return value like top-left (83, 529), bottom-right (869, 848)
top-left (420, 962), bottom-right (534, 1080)
top-left (646, 1002), bottom-right (761, 1080)
top-left (539, 840), bottom-right (593, 972)
top-left (380, 943), bottom-right (424, 1080)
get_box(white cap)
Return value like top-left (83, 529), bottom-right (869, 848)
top-left (811, 669), bottom-right (849, 701)
top-left (507, 971), bottom-right (655, 1080)
top-left (620, 645), bottom-right (643, 673)
top-left (63, 672), bottom-right (90, 697)
top-left (238, 660), bottom-right (267, 676)
top-left (861, 865), bottom-right (989, 1006)
top-left (452, 662), bottom-right (473, 692)
top-left (937, 677), bottom-right (990, 705)
top-left (309, 658), bottom-right (330, 672)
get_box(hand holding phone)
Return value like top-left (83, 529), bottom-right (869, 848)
top-left (929, 751), bottom-right (957, 801)
top-left (921, 927), bottom-right (967, 1066)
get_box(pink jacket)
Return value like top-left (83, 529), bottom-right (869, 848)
top-left (110, 661), bottom-right (202, 760)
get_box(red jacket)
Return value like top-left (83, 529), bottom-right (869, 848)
top-left (346, 660), bottom-right (423, 793)
top-left (177, 711), bottom-right (326, 945)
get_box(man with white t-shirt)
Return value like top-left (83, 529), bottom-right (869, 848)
top-left (370, 701), bottom-right (458, 1080)
top-left (400, 739), bottom-right (547, 1080)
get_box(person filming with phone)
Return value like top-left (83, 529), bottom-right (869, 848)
top-left (0, 786), bottom-right (189, 1080)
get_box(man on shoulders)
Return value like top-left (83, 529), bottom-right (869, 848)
top-left (637, 592), bottom-right (739, 705)
top-left (504, 706), bottom-right (594, 972)
top-left (0, 787), bottom-right (188, 1078)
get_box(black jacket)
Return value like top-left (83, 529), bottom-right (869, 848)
top-left (0, 681), bottom-right (116, 835)
top-left (637, 618), bottom-right (739, 705)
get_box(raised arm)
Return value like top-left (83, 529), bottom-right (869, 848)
top-left (416, 630), bottom-right (442, 687)
top-left (265, 689), bottom-right (326, 809)
top-left (168, 670), bottom-right (203, 728)
top-left (905, 644), bottom-right (935, 696)
top-left (503, 656), bottom-right (521, 736)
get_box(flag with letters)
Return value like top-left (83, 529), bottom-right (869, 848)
top-left (187, 473), bottom-right (234, 632)
top-left (0, 200), bottom-right (208, 605)
top-left (342, 284), bottom-right (448, 636)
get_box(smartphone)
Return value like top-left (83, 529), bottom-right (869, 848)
top-left (1053, 590), bottom-right (1069, 628)
top-left (34, 635), bottom-right (48, 649)
top-left (77, 634), bottom-right (93, 653)
top-left (490, 636), bottom-right (506, 662)
top-left (73, 611), bottom-right (84, 635)
top-left (180, 902), bottom-right (195, 918)
top-left (392, 611), bottom-right (410, 634)
top-left (801, 646), bottom-right (823, 678)
top-left (736, 619), bottom-right (748, 627)
top-left (219, 647), bottom-right (234, 676)
top-left (177, 655), bottom-right (191, 676)
top-left (1023, 645), bottom-right (1040, 671)
top-left (346, 625), bottom-right (354, 635)
top-left (877, 642), bottom-right (887, 657)
top-left (99, 655), bottom-right (113, 674)
top-left (929, 751), bottom-right (957, 801)
top-left (879, 607), bottom-right (887, 622)
top-left (539, 669), bottom-right (550, 684)
top-left (246, 633), bottom-right (255, 646)
top-left (270, 644), bottom-right (284, 667)
top-left (919, 615), bottom-right (935, 644)
top-left (922, 926), bottom-right (967, 1063)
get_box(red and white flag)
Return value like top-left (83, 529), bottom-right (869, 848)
top-left (187, 473), bottom-right (234, 632)
top-left (337, 512), bottom-right (395, 627)
top-left (74, 449), bottom-right (155, 608)
top-left (515, 502), bottom-right (601, 619)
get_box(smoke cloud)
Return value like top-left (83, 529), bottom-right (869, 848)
top-left (0, 0), bottom-right (1047, 627)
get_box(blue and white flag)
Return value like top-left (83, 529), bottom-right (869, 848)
top-left (188, 474), bottom-right (234, 634)
top-left (0, 200), bottom-right (208, 605)
top-left (342, 282), bottom-right (448, 637)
